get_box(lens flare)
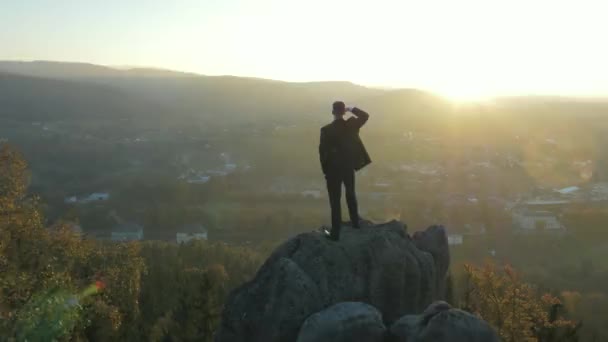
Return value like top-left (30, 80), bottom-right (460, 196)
top-left (15, 281), bottom-right (105, 341)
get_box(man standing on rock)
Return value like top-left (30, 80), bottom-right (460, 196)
top-left (319, 101), bottom-right (371, 241)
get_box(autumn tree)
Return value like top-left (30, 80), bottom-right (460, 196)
top-left (461, 262), bottom-right (580, 342)
top-left (0, 144), bottom-right (145, 340)
top-left (0, 144), bottom-right (265, 341)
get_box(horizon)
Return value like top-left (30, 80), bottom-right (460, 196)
top-left (4, 59), bottom-right (608, 103)
top-left (2, 0), bottom-right (607, 100)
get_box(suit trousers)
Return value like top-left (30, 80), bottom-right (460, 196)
top-left (325, 168), bottom-right (360, 238)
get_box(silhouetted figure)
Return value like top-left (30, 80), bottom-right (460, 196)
top-left (319, 101), bottom-right (371, 241)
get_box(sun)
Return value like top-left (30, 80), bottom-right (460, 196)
top-left (433, 83), bottom-right (496, 103)
top-left (428, 79), bottom-right (496, 103)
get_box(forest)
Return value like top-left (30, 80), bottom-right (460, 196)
top-left (2, 144), bottom-right (607, 341)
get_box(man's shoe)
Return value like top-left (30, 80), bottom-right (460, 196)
top-left (322, 227), bottom-right (339, 241)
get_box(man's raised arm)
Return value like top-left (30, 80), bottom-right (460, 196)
top-left (349, 107), bottom-right (369, 129)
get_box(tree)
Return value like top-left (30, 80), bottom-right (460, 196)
top-left (461, 262), bottom-right (580, 342)
top-left (0, 144), bottom-right (263, 341)
top-left (0, 144), bottom-right (145, 340)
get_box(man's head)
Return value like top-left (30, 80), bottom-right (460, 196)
top-left (332, 101), bottom-right (346, 117)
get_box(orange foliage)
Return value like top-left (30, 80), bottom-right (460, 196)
top-left (463, 262), bottom-right (578, 342)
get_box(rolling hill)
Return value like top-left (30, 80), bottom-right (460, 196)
top-left (1, 60), bottom-right (607, 130)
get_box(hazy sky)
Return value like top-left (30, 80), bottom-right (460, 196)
top-left (1, 0), bottom-right (606, 99)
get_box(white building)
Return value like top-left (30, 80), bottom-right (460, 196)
top-left (512, 209), bottom-right (565, 233)
top-left (111, 223), bottom-right (143, 241)
top-left (555, 186), bottom-right (580, 195)
top-left (590, 183), bottom-right (608, 201)
top-left (64, 196), bottom-right (78, 204)
top-left (81, 192), bottom-right (110, 203)
top-left (448, 234), bottom-right (463, 246)
top-left (187, 176), bottom-right (211, 184)
top-left (176, 224), bottom-right (208, 244)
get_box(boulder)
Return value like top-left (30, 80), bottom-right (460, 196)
top-left (388, 301), bottom-right (500, 342)
top-left (296, 302), bottom-right (386, 342)
top-left (215, 221), bottom-right (450, 342)
top-left (412, 225), bottom-right (450, 297)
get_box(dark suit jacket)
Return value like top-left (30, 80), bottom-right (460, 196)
top-left (319, 107), bottom-right (371, 175)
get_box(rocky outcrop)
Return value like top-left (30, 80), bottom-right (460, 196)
top-left (388, 301), bottom-right (500, 342)
top-left (412, 225), bottom-right (450, 298)
top-left (215, 220), bottom-right (450, 342)
top-left (296, 302), bottom-right (386, 342)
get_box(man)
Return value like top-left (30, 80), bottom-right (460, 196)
top-left (319, 101), bottom-right (371, 241)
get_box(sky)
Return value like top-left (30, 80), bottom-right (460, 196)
top-left (1, 0), bottom-right (607, 100)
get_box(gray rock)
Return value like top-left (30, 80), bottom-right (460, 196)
top-left (215, 221), bottom-right (450, 342)
top-left (412, 225), bottom-right (450, 297)
top-left (296, 302), bottom-right (386, 342)
top-left (388, 301), bottom-right (500, 342)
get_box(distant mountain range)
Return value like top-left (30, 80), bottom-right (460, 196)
top-left (0, 61), bottom-right (199, 79)
top-left (0, 60), bottom-right (606, 126)
top-left (0, 61), bottom-right (448, 124)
